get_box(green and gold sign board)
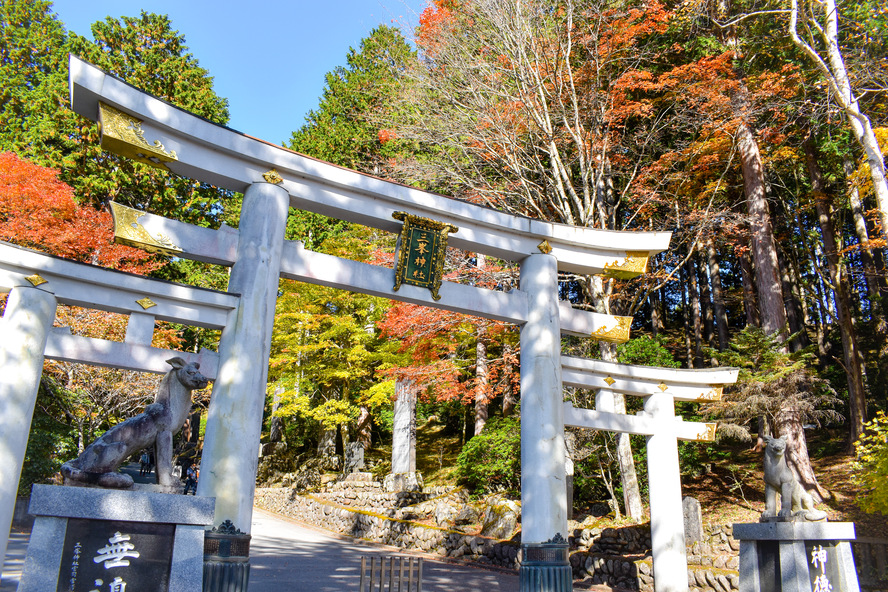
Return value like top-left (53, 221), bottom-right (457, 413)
top-left (392, 211), bottom-right (457, 301)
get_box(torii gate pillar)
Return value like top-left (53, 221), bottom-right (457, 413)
top-left (197, 181), bottom-right (288, 533)
top-left (0, 286), bottom-right (57, 573)
top-left (519, 254), bottom-right (572, 592)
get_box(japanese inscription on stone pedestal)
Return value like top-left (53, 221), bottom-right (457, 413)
top-left (807, 543), bottom-right (840, 592)
top-left (57, 519), bottom-right (175, 592)
top-left (392, 211), bottom-right (457, 301)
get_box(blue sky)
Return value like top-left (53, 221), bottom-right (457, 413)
top-left (51, 0), bottom-right (427, 146)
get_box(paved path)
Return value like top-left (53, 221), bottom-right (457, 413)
top-left (3, 506), bottom-right (518, 591)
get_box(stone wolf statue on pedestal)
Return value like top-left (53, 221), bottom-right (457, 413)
top-left (760, 435), bottom-right (827, 522)
top-left (61, 357), bottom-right (209, 489)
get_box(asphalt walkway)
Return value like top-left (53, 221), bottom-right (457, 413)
top-left (3, 506), bottom-right (518, 591)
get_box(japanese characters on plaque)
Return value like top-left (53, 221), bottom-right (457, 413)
top-left (807, 543), bottom-right (840, 592)
top-left (392, 211), bottom-right (458, 301)
top-left (57, 519), bottom-right (175, 592)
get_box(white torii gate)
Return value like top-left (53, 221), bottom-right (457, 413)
top-left (562, 357), bottom-right (739, 592)
top-left (0, 54), bottom-right (735, 592)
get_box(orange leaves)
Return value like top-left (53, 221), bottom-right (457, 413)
top-left (417, 1), bottom-right (455, 57)
top-left (0, 152), bottom-right (157, 273)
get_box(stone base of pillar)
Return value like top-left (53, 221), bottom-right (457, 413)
top-left (519, 542), bottom-right (572, 592)
top-left (204, 526), bottom-right (251, 592)
top-left (382, 471), bottom-right (423, 492)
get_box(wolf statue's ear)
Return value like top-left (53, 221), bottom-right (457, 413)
top-left (777, 435), bottom-right (787, 443)
top-left (763, 435), bottom-right (772, 444)
top-left (166, 357), bottom-right (186, 369)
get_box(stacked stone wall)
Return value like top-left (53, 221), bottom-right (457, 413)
top-left (254, 486), bottom-right (741, 592)
top-left (254, 487), bottom-right (520, 570)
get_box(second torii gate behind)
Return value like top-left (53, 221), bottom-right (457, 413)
top-left (563, 357), bottom-right (739, 592)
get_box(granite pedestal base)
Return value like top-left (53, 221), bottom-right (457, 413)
top-left (519, 542), bottom-right (572, 592)
top-left (19, 484), bottom-right (214, 592)
top-left (733, 522), bottom-right (859, 592)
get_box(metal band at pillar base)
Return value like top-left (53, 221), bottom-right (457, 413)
top-left (203, 531), bottom-right (251, 592)
top-left (520, 543), bottom-right (572, 592)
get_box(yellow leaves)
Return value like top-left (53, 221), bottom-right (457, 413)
top-left (852, 411), bottom-right (888, 514)
top-left (848, 127), bottom-right (888, 199)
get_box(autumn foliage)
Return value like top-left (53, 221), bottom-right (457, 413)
top-left (0, 152), bottom-right (157, 273)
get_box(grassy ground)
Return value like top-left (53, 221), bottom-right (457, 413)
top-left (363, 418), bottom-right (464, 486)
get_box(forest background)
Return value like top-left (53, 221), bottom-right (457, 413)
top-left (2, 0), bottom-right (888, 525)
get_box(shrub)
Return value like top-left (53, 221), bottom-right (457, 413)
top-left (456, 416), bottom-right (521, 495)
top-left (853, 411), bottom-right (888, 514)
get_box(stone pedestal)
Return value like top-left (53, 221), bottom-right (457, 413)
top-left (733, 522), bottom-right (859, 592)
top-left (18, 484), bottom-right (214, 592)
top-left (383, 472), bottom-right (423, 492)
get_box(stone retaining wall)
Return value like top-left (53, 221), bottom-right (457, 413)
top-left (254, 488), bottom-right (520, 570)
top-left (254, 486), bottom-right (739, 592)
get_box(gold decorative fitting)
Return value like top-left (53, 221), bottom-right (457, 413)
top-left (696, 387), bottom-right (724, 401)
top-left (696, 423), bottom-right (718, 442)
top-left (110, 202), bottom-right (183, 257)
top-left (537, 240), bottom-right (553, 254)
top-left (658, 382), bottom-right (669, 392)
top-left (392, 211), bottom-right (458, 301)
top-left (603, 251), bottom-right (649, 280)
top-left (136, 297), bottom-right (157, 310)
top-left (604, 376), bottom-right (616, 386)
top-left (25, 274), bottom-right (48, 287)
top-left (98, 102), bottom-right (178, 170)
top-left (263, 169), bottom-right (284, 184)
top-left (590, 316), bottom-right (632, 344)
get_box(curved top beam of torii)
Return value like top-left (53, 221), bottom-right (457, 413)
top-left (68, 56), bottom-right (672, 277)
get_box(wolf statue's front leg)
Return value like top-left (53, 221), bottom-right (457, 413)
top-left (779, 481), bottom-right (794, 518)
top-left (762, 483), bottom-right (778, 518)
top-left (154, 430), bottom-right (176, 487)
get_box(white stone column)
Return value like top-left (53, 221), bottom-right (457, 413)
top-left (197, 182), bottom-right (288, 532)
top-left (644, 391), bottom-right (690, 592)
top-left (0, 286), bottom-right (57, 573)
top-left (519, 254), bottom-right (571, 592)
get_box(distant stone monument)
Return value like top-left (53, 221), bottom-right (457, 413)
top-left (344, 442), bottom-right (365, 475)
top-left (682, 496), bottom-right (703, 545)
top-left (61, 358), bottom-right (209, 489)
top-left (385, 379), bottom-right (422, 492)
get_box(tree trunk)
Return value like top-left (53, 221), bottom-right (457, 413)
top-left (680, 263), bottom-right (694, 366)
top-left (804, 135), bottom-right (868, 442)
top-left (475, 334), bottom-right (489, 435)
top-left (269, 384), bottom-right (284, 443)
top-left (687, 256), bottom-right (704, 368)
top-left (356, 405), bottom-right (373, 449)
top-left (737, 120), bottom-right (787, 340)
top-left (789, 0), bottom-right (888, 244)
top-left (600, 340), bottom-right (644, 521)
top-left (738, 244), bottom-right (761, 327)
top-left (845, 157), bottom-right (888, 330)
top-left (698, 251), bottom-right (715, 350)
top-left (502, 343), bottom-right (518, 416)
top-left (707, 239), bottom-right (730, 350)
top-left (776, 242), bottom-right (807, 352)
top-left (649, 286), bottom-right (665, 338)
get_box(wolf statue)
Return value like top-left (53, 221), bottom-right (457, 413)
top-left (61, 358), bottom-right (209, 489)
top-left (760, 435), bottom-right (827, 522)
